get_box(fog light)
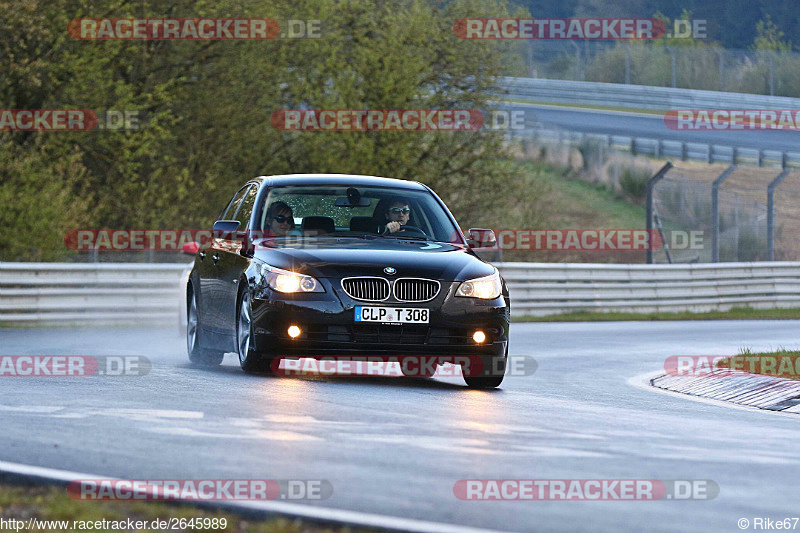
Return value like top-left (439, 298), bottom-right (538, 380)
top-left (287, 325), bottom-right (302, 339)
top-left (472, 330), bottom-right (486, 344)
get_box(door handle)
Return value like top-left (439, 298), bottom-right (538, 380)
top-left (212, 253), bottom-right (220, 264)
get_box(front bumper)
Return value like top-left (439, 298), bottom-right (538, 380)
top-left (250, 279), bottom-right (509, 357)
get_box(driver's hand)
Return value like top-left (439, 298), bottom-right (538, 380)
top-left (386, 221), bottom-right (402, 233)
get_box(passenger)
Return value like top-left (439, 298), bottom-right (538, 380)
top-left (264, 201), bottom-right (297, 237)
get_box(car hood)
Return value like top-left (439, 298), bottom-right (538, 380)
top-left (253, 238), bottom-right (495, 281)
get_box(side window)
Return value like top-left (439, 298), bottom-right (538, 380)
top-left (220, 186), bottom-right (249, 221)
top-left (233, 186), bottom-right (258, 228)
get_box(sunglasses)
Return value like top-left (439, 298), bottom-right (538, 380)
top-left (273, 215), bottom-right (292, 223)
top-left (389, 207), bottom-right (411, 215)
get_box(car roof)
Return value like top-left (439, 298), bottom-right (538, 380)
top-left (248, 174), bottom-right (428, 190)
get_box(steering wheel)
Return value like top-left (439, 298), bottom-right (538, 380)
top-left (385, 224), bottom-right (428, 238)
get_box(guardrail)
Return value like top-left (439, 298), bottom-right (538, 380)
top-left (0, 262), bottom-right (186, 326)
top-left (501, 77), bottom-right (800, 111)
top-left (517, 126), bottom-right (800, 169)
top-left (2, 262), bottom-right (800, 325)
top-left (496, 262), bottom-right (800, 316)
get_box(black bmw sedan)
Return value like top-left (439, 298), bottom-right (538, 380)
top-left (186, 174), bottom-right (509, 388)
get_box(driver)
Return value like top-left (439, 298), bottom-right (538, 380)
top-left (383, 199), bottom-right (411, 234)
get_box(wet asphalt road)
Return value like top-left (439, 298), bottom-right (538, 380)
top-left (1, 321), bottom-right (799, 532)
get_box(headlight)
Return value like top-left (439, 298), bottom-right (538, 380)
top-left (261, 264), bottom-right (324, 293)
top-left (456, 271), bottom-right (502, 299)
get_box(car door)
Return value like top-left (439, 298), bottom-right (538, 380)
top-left (198, 185), bottom-right (249, 348)
top-left (217, 184), bottom-right (258, 337)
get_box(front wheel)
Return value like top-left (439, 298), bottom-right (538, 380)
top-left (237, 288), bottom-right (274, 374)
top-left (187, 286), bottom-right (224, 366)
top-left (463, 348), bottom-right (506, 389)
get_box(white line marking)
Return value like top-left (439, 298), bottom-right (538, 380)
top-left (0, 405), bottom-right (65, 413)
top-left (95, 408), bottom-right (204, 419)
top-left (0, 405), bottom-right (203, 419)
top-left (0, 460), bottom-right (508, 533)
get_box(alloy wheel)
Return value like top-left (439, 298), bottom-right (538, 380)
top-left (187, 291), bottom-right (198, 355)
top-left (238, 291), bottom-right (251, 364)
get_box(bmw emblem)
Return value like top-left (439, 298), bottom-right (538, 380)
top-left (384, 266), bottom-right (397, 275)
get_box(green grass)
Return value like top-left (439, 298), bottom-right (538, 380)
top-left (546, 171), bottom-right (644, 228)
top-left (502, 161), bottom-right (648, 263)
top-left (512, 307), bottom-right (800, 322)
top-left (500, 98), bottom-right (666, 115)
top-left (717, 347), bottom-right (800, 380)
top-left (514, 161), bottom-right (646, 229)
top-left (0, 482), bottom-right (367, 533)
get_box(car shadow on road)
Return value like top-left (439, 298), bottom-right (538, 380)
top-left (272, 374), bottom-right (469, 390)
top-left (179, 362), bottom-right (474, 390)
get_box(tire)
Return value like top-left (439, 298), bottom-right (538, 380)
top-left (463, 346), bottom-right (506, 389)
top-left (187, 286), bottom-right (224, 366)
top-left (237, 287), bottom-right (274, 374)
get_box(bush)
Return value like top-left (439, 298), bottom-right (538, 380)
top-left (618, 165), bottom-right (652, 201)
top-left (577, 138), bottom-right (606, 171)
top-left (737, 225), bottom-right (767, 261)
top-left (0, 0), bottom-right (531, 260)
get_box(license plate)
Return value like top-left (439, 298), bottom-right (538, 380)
top-left (354, 306), bottom-right (429, 324)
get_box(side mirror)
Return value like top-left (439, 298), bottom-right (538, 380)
top-left (466, 228), bottom-right (497, 249)
top-left (212, 220), bottom-right (256, 256)
top-left (181, 242), bottom-right (200, 256)
top-left (212, 220), bottom-right (240, 234)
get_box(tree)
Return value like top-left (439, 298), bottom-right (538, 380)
top-left (0, 0), bottom-right (549, 260)
top-left (164, 0), bottom-right (546, 228)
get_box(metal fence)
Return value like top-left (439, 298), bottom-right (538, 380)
top-left (505, 116), bottom-right (800, 264)
top-left (2, 262), bottom-right (799, 325)
top-left (644, 163), bottom-right (800, 263)
top-left (0, 262), bottom-right (185, 326)
top-left (513, 42), bottom-right (800, 97)
top-left (498, 261), bottom-right (800, 316)
top-left (514, 125), bottom-right (800, 169)
top-left (501, 77), bottom-right (800, 111)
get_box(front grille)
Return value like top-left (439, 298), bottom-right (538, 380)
top-left (393, 278), bottom-right (440, 302)
top-left (341, 277), bottom-right (390, 301)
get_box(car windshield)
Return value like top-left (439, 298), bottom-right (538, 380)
top-left (258, 184), bottom-right (463, 244)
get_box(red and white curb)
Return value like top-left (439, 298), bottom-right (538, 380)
top-left (631, 370), bottom-right (800, 415)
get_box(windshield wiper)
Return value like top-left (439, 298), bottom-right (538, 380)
top-left (339, 233), bottom-right (381, 240)
top-left (381, 235), bottom-right (431, 242)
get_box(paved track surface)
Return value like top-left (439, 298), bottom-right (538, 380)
top-left (1, 321), bottom-right (799, 532)
top-left (510, 103), bottom-right (800, 153)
